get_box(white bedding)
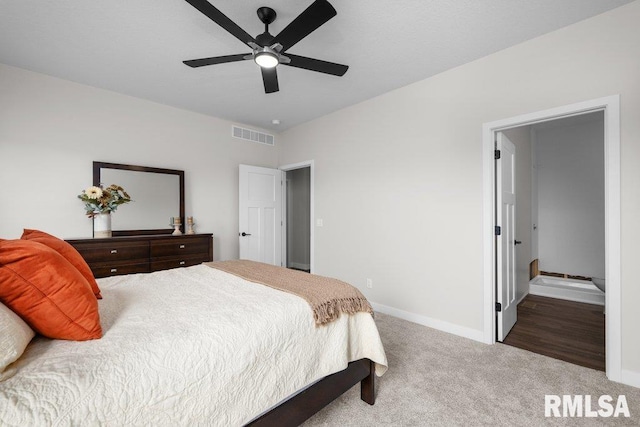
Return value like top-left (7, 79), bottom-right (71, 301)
top-left (0, 264), bottom-right (387, 426)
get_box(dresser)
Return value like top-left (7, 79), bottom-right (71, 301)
top-left (66, 234), bottom-right (213, 278)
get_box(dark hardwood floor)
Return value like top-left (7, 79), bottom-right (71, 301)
top-left (502, 294), bottom-right (605, 371)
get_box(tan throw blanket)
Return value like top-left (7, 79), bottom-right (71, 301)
top-left (205, 260), bottom-right (373, 326)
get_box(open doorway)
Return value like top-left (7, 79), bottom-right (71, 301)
top-left (498, 112), bottom-right (606, 371)
top-left (285, 167), bottom-right (311, 272)
top-left (482, 95), bottom-right (621, 382)
top-left (281, 161), bottom-right (314, 274)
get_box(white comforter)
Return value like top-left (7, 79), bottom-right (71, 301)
top-left (0, 264), bottom-right (387, 426)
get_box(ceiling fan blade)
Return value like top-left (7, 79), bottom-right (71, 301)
top-left (184, 0), bottom-right (257, 47)
top-left (183, 53), bottom-right (250, 68)
top-left (261, 67), bottom-right (279, 93)
top-left (284, 54), bottom-right (348, 76)
top-left (272, 0), bottom-right (337, 51)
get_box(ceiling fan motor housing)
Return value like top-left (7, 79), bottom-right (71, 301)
top-left (255, 32), bottom-right (275, 47)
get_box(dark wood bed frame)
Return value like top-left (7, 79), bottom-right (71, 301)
top-left (248, 358), bottom-right (375, 426)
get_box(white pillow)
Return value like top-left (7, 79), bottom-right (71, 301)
top-left (0, 301), bottom-right (35, 380)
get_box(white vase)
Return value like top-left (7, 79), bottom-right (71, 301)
top-left (93, 212), bottom-right (112, 238)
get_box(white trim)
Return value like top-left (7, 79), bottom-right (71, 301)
top-left (281, 176), bottom-right (288, 268)
top-left (482, 95), bottom-right (621, 382)
top-left (603, 98), bottom-right (621, 381)
top-left (371, 302), bottom-right (485, 343)
top-left (482, 124), bottom-right (495, 344)
top-left (279, 160), bottom-right (315, 274)
top-left (516, 292), bottom-right (528, 306)
top-left (619, 370), bottom-right (640, 389)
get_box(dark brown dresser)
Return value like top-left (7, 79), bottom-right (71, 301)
top-left (66, 234), bottom-right (213, 278)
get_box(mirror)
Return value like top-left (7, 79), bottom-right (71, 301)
top-left (93, 162), bottom-right (185, 236)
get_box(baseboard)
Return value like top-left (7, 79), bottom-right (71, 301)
top-left (516, 292), bottom-right (528, 305)
top-left (370, 302), bottom-right (485, 343)
top-left (619, 369), bottom-right (640, 389)
top-left (369, 304), bottom-right (640, 388)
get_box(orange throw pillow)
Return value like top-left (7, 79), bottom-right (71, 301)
top-left (21, 229), bottom-right (102, 299)
top-left (0, 240), bottom-right (102, 341)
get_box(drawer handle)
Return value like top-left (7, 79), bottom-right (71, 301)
top-left (179, 261), bottom-right (186, 265)
top-left (110, 249), bottom-right (118, 254)
top-left (110, 268), bottom-right (118, 273)
top-left (179, 244), bottom-right (186, 249)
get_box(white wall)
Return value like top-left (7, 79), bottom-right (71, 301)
top-left (278, 1), bottom-right (640, 376)
top-left (0, 63), bottom-right (278, 260)
top-left (1, 2), bottom-right (639, 381)
top-left (534, 114), bottom-right (605, 279)
top-left (503, 127), bottom-right (532, 302)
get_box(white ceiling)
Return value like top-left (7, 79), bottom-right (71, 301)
top-left (0, 0), bottom-right (633, 131)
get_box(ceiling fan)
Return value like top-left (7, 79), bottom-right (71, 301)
top-left (182, 0), bottom-right (348, 94)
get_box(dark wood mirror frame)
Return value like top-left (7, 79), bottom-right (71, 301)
top-left (93, 161), bottom-right (185, 236)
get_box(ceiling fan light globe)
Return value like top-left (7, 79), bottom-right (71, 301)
top-left (255, 51), bottom-right (279, 68)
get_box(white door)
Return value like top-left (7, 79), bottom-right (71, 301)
top-left (496, 132), bottom-right (517, 341)
top-left (239, 164), bottom-right (282, 266)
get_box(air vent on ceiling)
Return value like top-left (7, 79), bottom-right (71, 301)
top-left (232, 125), bottom-right (275, 146)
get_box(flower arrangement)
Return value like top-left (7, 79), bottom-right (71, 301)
top-left (78, 184), bottom-right (131, 218)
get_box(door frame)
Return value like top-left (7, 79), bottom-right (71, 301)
top-left (280, 160), bottom-right (315, 274)
top-left (481, 95), bottom-right (621, 382)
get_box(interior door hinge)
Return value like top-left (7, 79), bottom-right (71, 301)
top-left (495, 302), bottom-right (502, 312)
top-left (494, 149), bottom-right (501, 160)
top-left (495, 226), bottom-right (501, 236)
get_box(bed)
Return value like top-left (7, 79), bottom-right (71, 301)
top-left (0, 260), bottom-right (387, 426)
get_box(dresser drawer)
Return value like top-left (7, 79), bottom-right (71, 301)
top-left (66, 234), bottom-right (212, 278)
top-left (150, 255), bottom-right (208, 272)
top-left (150, 237), bottom-right (210, 258)
top-left (72, 241), bottom-right (150, 263)
top-left (89, 261), bottom-right (150, 279)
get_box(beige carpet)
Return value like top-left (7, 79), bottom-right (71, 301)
top-left (304, 313), bottom-right (640, 426)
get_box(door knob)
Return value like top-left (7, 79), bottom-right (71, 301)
top-left (240, 232), bottom-right (252, 237)
top-left (514, 240), bottom-right (522, 245)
